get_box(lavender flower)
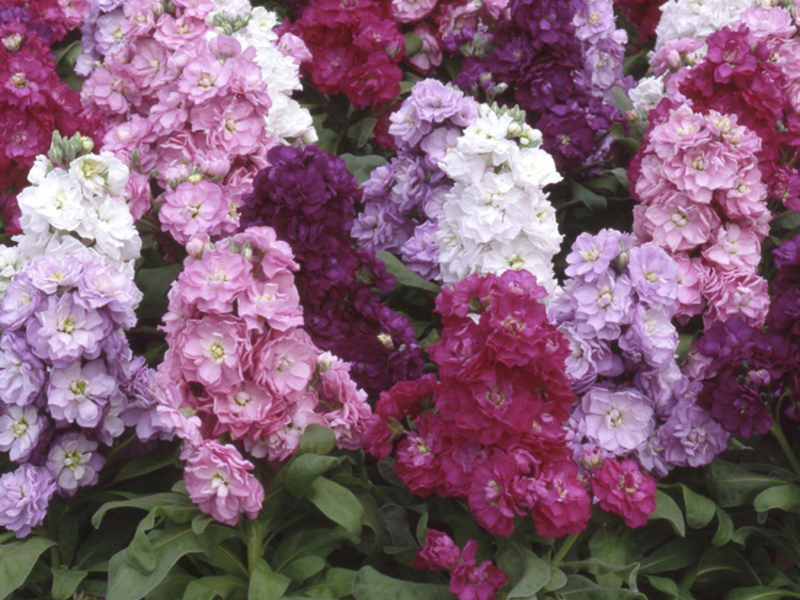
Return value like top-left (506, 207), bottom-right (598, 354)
top-left (46, 433), bottom-right (106, 496)
top-left (581, 386), bottom-right (654, 455)
top-left (0, 465), bottom-right (56, 538)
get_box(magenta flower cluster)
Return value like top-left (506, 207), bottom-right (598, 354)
top-left (0, 251), bottom-right (160, 537)
top-left (241, 145), bottom-right (425, 395)
top-left (0, 4), bottom-right (98, 233)
top-left (631, 104), bottom-right (770, 328)
top-left (155, 225), bottom-right (372, 525)
top-left (364, 270), bottom-right (594, 539)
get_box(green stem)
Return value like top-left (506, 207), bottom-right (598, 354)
top-left (552, 534), bottom-right (580, 568)
top-left (246, 520), bottom-right (267, 575)
top-left (771, 422), bottom-right (800, 482)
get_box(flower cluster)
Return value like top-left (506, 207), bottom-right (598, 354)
top-left (352, 79), bottom-right (480, 281)
top-left (436, 102), bottom-right (563, 292)
top-left (550, 229), bottom-right (729, 482)
top-left (0, 7), bottom-right (97, 233)
top-left (364, 271), bottom-right (594, 538)
top-left (455, 0), bottom-right (627, 170)
top-left (630, 104), bottom-right (770, 328)
top-left (155, 225), bottom-right (372, 525)
top-left (0, 144), bottom-right (159, 538)
top-left (241, 145), bottom-right (425, 395)
top-left (415, 531), bottom-right (508, 600)
top-left (654, 0), bottom-right (757, 50)
top-left (690, 235), bottom-right (800, 436)
top-left (80, 0), bottom-right (314, 245)
top-left (283, 0), bottom-right (406, 109)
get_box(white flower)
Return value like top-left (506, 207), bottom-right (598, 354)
top-left (0, 246), bottom-right (22, 294)
top-left (69, 152), bottom-right (129, 198)
top-left (629, 76), bottom-right (666, 121)
top-left (81, 198), bottom-right (142, 263)
top-left (27, 156), bottom-right (53, 185)
top-left (655, 0), bottom-right (757, 49)
top-left (17, 170), bottom-right (84, 232)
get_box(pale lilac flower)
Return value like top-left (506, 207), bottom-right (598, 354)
top-left (0, 465), bottom-right (56, 538)
top-left (581, 386), bottom-right (654, 455)
top-left (48, 360), bottom-right (118, 428)
top-left (0, 406), bottom-right (43, 463)
top-left (46, 433), bottom-right (106, 496)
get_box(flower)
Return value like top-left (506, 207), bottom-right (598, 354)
top-left (46, 433), bottom-right (105, 496)
top-left (450, 540), bottom-right (509, 600)
top-left (414, 530), bottom-right (460, 571)
top-left (0, 465), bottom-right (57, 538)
top-left (592, 458), bottom-right (657, 528)
top-left (581, 387), bottom-right (654, 455)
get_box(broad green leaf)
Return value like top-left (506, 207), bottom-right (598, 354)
top-left (183, 576), bottom-right (247, 600)
top-left (609, 123), bottom-right (640, 155)
top-left (92, 493), bottom-right (196, 529)
top-left (753, 485), bottom-right (800, 519)
top-left (680, 486), bottom-right (716, 530)
top-left (711, 507), bottom-right (734, 547)
top-left (570, 180), bottom-right (607, 212)
top-left (297, 425), bottom-right (337, 457)
top-left (106, 527), bottom-right (206, 600)
top-left (346, 118), bottom-right (377, 149)
top-left (639, 539), bottom-right (701, 574)
top-left (249, 559), bottom-right (290, 600)
top-left (703, 462), bottom-right (786, 508)
top-left (613, 86), bottom-right (634, 113)
top-left (112, 445), bottom-right (177, 484)
top-left (294, 568), bottom-right (356, 599)
top-left (283, 556), bottom-right (326, 584)
top-left (273, 528), bottom-right (358, 573)
top-left (557, 574), bottom-right (646, 599)
top-left (341, 154), bottom-right (387, 184)
top-left (724, 587), bottom-right (800, 600)
top-left (771, 211), bottom-right (800, 232)
top-left (191, 514), bottom-right (214, 536)
top-left (145, 573), bottom-right (193, 600)
top-left (285, 455), bottom-right (342, 498)
top-left (588, 528), bottom-right (629, 589)
top-left (306, 477), bottom-right (364, 535)
top-left (378, 252), bottom-right (442, 294)
top-left (608, 168), bottom-right (631, 189)
top-left (650, 491), bottom-right (686, 537)
top-left (497, 542), bottom-right (550, 598)
top-left (405, 32), bottom-right (423, 56)
top-left (544, 568), bottom-right (568, 592)
top-left (52, 567), bottom-right (88, 600)
top-left (693, 547), bottom-right (760, 588)
top-left (0, 537), bottom-right (55, 600)
top-left (351, 567), bottom-right (452, 600)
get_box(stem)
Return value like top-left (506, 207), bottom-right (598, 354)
top-left (771, 422), bottom-right (800, 482)
top-left (552, 534), bottom-right (580, 568)
top-left (246, 520), bottom-right (267, 575)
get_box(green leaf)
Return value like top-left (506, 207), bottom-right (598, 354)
top-left (645, 575), bottom-right (685, 600)
top-left (346, 118), bottom-right (378, 149)
top-left (405, 32), bottom-right (423, 56)
top-left (609, 123), bottom-right (641, 155)
top-left (272, 528), bottom-right (358, 573)
top-left (249, 559), bottom-right (290, 600)
top-left (283, 556), bottom-right (326, 584)
top-left (724, 587), bottom-right (800, 600)
top-left (0, 537), bottom-right (55, 600)
top-left (497, 542), bottom-right (550, 598)
top-left (306, 478), bottom-right (364, 535)
top-left (588, 528), bottom-right (630, 589)
top-left (182, 576), bottom-right (248, 600)
top-left (693, 547), bottom-right (761, 588)
top-left (753, 485), bottom-right (800, 519)
top-left (294, 568), bottom-right (356, 598)
top-left (545, 568), bottom-right (568, 592)
top-left (640, 539), bottom-right (701, 574)
top-left (191, 514), bottom-right (214, 536)
top-left (650, 491), bottom-right (686, 537)
top-left (378, 252), bottom-right (442, 294)
top-left (570, 180), bottom-right (608, 212)
top-left (52, 567), bottom-right (88, 600)
top-left (112, 445), bottom-right (177, 484)
top-left (285, 455), bottom-right (342, 498)
top-left (145, 574), bottom-right (193, 600)
top-left (351, 567), bottom-right (452, 600)
top-left (613, 86), bottom-right (634, 113)
top-left (297, 425), bottom-right (337, 457)
top-left (703, 462), bottom-right (787, 508)
top-left (679, 486), bottom-right (716, 530)
top-left (771, 211), bottom-right (800, 232)
top-left (341, 153), bottom-right (387, 184)
top-left (608, 168), bottom-right (631, 189)
top-left (136, 264), bottom-right (182, 318)
top-left (712, 508), bottom-right (734, 547)
top-left (92, 493), bottom-right (196, 529)
top-left (106, 527), bottom-right (207, 600)
top-left (557, 575), bottom-right (646, 599)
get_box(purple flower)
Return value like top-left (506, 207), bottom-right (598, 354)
top-left (571, 272), bottom-right (635, 339)
top-left (580, 385), bottom-right (654, 455)
top-left (0, 405), bottom-right (43, 463)
top-left (627, 244), bottom-right (679, 309)
top-left (47, 360), bottom-right (118, 428)
top-left (659, 402), bottom-right (730, 468)
top-left (26, 255), bottom-right (83, 295)
top-left (76, 257), bottom-right (141, 328)
top-left (0, 332), bottom-right (45, 406)
top-left (0, 465), bottom-right (56, 538)
top-left (0, 275), bottom-right (42, 331)
top-left (26, 293), bottom-right (110, 368)
top-left (46, 433), bottom-right (106, 496)
top-left (565, 229), bottom-right (630, 282)
top-left (620, 306), bottom-right (678, 368)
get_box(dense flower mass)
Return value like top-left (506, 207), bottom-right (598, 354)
top-left (79, 0), bottom-right (315, 245)
top-left (241, 144), bottom-right (425, 395)
top-left (455, 0), bottom-right (628, 170)
top-left (365, 270), bottom-right (595, 538)
top-left (0, 5), bottom-right (98, 233)
top-left (551, 229), bottom-right (726, 482)
top-left (155, 225), bottom-right (372, 524)
top-left (630, 104), bottom-right (770, 328)
top-left (0, 141), bottom-right (160, 537)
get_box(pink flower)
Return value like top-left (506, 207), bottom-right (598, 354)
top-left (237, 272), bottom-right (303, 332)
top-left (640, 198), bottom-right (720, 253)
top-left (702, 224), bottom-right (762, 272)
top-left (159, 181), bottom-right (230, 244)
top-left (390, 0), bottom-right (437, 23)
top-left (703, 269), bottom-right (770, 328)
top-left (591, 458), bottom-right (656, 528)
top-left (184, 441), bottom-right (264, 526)
top-left (521, 461), bottom-right (591, 539)
top-left (414, 530), bottom-right (460, 571)
top-left (317, 354), bottom-right (372, 450)
top-left (449, 540), bottom-right (509, 600)
top-left (174, 315), bottom-right (248, 395)
top-left (255, 329), bottom-right (318, 396)
top-left (467, 455), bottom-right (519, 537)
top-left (213, 382), bottom-right (285, 443)
top-left (179, 248), bottom-right (252, 314)
top-left (674, 256), bottom-right (706, 324)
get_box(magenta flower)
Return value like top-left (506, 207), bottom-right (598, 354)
top-left (414, 530), bottom-right (461, 571)
top-left (592, 458), bottom-right (656, 528)
top-left (449, 541), bottom-right (509, 600)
